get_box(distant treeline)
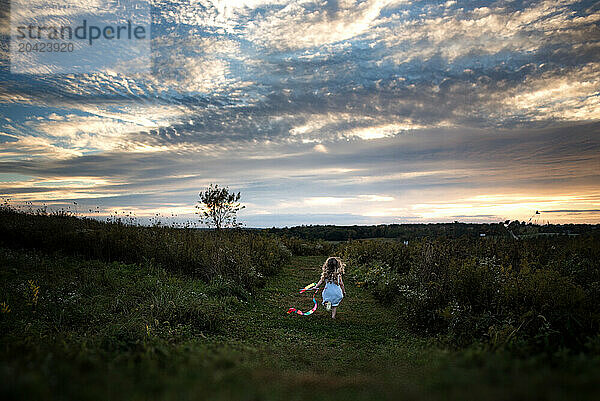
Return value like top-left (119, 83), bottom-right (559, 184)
top-left (267, 222), bottom-right (600, 241)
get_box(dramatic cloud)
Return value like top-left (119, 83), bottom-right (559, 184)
top-left (1, 0), bottom-right (599, 225)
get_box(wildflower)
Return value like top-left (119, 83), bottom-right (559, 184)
top-left (0, 301), bottom-right (10, 314)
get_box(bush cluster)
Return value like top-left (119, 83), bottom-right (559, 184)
top-left (344, 236), bottom-right (600, 353)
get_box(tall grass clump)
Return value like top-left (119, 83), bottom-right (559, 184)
top-left (344, 236), bottom-right (600, 353)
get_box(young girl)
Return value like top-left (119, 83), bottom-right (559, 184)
top-left (315, 257), bottom-right (346, 319)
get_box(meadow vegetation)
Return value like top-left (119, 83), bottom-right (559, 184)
top-left (345, 236), bottom-right (600, 353)
top-left (1, 206), bottom-right (600, 400)
top-left (0, 205), bottom-right (291, 291)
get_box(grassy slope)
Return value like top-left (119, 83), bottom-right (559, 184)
top-left (2, 253), bottom-right (600, 400)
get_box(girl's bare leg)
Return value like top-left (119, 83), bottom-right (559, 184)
top-left (331, 306), bottom-right (337, 319)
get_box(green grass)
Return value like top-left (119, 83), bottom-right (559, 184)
top-left (2, 251), bottom-right (600, 400)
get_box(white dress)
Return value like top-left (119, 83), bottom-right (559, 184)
top-left (322, 278), bottom-right (343, 307)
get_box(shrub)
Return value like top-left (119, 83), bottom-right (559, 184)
top-left (344, 239), bottom-right (411, 274)
top-left (342, 236), bottom-right (600, 353)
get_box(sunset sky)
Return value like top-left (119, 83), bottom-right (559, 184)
top-left (1, 0), bottom-right (599, 226)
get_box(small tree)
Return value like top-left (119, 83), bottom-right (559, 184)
top-left (196, 184), bottom-right (245, 229)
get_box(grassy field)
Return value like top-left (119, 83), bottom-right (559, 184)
top-left (2, 247), bottom-right (600, 400)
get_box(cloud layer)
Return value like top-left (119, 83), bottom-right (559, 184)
top-left (1, 0), bottom-right (599, 225)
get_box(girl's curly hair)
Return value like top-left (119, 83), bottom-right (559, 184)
top-left (320, 256), bottom-right (345, 283)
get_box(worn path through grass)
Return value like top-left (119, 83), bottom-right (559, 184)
top-left (216, 256), bottom-right (442, 400)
